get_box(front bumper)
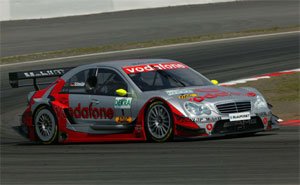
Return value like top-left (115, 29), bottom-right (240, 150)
top-left (176, 113), bottom-right (280, 138)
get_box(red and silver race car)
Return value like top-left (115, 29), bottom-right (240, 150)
top-left (9, 59), bottom-right (279, 144)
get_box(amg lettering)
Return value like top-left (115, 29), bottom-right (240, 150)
top-left (23, 69), bottom-right (65, 78)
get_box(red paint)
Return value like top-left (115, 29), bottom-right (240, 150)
top-left (193, 96), bottom-right (205, 102)
top-left (190, 91), bottom-right (256, 102)
top-left (122, 62), bottom-right (187, 74)
top-left (206, 123), bottom-right (213, 130)
top-left (194, 88), bottom-right (220, 92)
top-left (21, 79), bottom-right (60, 141)
top-left (263, 117), bottom-right (268, 124)
top-left (245, 92), bottom-right (256, 97)
top-left (174, 115), bottom-right (200, 129)
top-left (253, 70), bottom-right (298, 78)
top-left (68, 103), bottom-right (114, 120)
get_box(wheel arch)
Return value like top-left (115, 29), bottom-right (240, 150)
top-left (32, 104), bottom-right (53, 120)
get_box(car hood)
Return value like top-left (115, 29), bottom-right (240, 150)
top-left (145, 85), bottom-right (260, 117)
top-left (164, 85), bottom-right (257, 103)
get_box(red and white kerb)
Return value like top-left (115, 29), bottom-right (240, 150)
top-left (122, 63), bottom-right (188, 74)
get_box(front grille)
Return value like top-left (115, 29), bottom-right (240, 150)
top-left (212, 116), bottom-right (264, 134)
top-left (216, 101), bottom-right (251, 114)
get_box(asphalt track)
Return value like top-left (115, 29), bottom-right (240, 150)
top-left (1, 32), bottom-right (299, 184)
top-left (1, 0), bottom-right (299, 57)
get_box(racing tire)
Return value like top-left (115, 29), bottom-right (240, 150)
top-left (34, 106), bottom-right (58, 144)
top-left (145, 101), bottom-right (174, 142)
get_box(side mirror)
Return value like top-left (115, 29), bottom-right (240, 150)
top-left (211, 80), bottom-right (218, 85)
top-left (85, 76), bottom-right (97, 91)
top-left (116, 89), bottom-right (127, 96)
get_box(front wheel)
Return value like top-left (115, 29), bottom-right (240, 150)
top-left (145, 101), bottom-right (174, 142)
top-left (34, 106), bottom-right (58, 144)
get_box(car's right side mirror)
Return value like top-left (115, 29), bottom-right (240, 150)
top-left (211, 80), bottom-right (218, 85)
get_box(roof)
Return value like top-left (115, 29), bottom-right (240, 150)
top-left (61, 58), bottom-right (182, 80)
top-left (87, 58), bottom-right (179, 68)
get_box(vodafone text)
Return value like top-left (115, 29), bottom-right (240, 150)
top-left (69, 103), bottom-right (114, 119)
top-left (123, 63), bottom-right (187, 74)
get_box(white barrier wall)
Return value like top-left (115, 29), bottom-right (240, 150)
top-left (0, 0), bottom-right (235, 21)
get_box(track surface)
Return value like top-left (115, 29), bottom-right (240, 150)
top-left (1, 0), bottom-right (299, 57)
top-left (1, 32), bottom-right (299, 184)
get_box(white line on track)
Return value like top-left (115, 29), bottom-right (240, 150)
top-left (219, 68), bottom-right (300, 86)
top-left (1, 30), bottom-right (299, 67)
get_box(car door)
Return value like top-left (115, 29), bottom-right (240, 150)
top-left (66, 68), bottom-right (97, 125)
top-left (90, 67), bottom-right (133, 127)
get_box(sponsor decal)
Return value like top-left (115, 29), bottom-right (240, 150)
top-left (54, 105), bottom-right (66, 119)
top-left (178, 94), bottom-right (197, 99)
top-left (24, 69), bottom-right (65, 78)
top-left (189, 88), bottom-right (256, 102)
top-left (69, 103), bottom-right (114, 119)
top-left (195, 88), bottom-right (221, 93)
top-left (123, 63), bottom-right (188, 74)
top-left (206, 123), bottom-right (213, 130)
top-left (115, 116), bottom-right (132, 123)
top-left (114, 97), bottom-right (132, 109)
top-left (166, 89), bottom-right (193, 96)
top-left (224, 119), bottom-right (256, 127)
top-left (190, 116), bottom-right (221, 123)
top-left (263, 117), bottom-right (268, 124)
top-left (71, 82), bottom-right (85, 87)
top-left (229, 112), bottom-right (250, 121)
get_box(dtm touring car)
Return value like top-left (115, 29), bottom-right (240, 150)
top-left (9, 59), bottom-right (279, 144)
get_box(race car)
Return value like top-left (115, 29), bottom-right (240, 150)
top-left (9, 59), bottom-right (279, 144)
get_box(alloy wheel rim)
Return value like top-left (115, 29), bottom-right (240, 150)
top-left (35, 110), bottom-right (55, 141)
top-left (147, 105), bottom-right (171, 139)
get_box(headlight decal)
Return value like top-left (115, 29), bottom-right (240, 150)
top-left (184, 102), bottom-right (212, 116)
top-left (253, 95), bottom-right (268, 109)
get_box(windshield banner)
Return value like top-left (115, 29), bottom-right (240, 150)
top-left (122, 63), bottom-right (188, 74)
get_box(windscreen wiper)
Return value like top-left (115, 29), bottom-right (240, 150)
top-left (151, 65), bottom-right (186, 87)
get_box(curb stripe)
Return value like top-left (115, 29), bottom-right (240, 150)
top-left (220, 68), bottom-right (300, 86)
top-left (279, 122), bottom-right (300, 126)
top-left (279, 120), bottom-right (300, 124)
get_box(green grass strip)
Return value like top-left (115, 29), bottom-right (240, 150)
top-left (1, 25), bottom-right (299, 64)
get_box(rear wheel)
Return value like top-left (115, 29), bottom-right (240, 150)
top-left (145, 101), bottom-right (173, 142)
top-left (34, 106), bottom-right (58, 144)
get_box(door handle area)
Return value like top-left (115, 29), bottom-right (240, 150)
top-left (91, 99), bottom-right (100, 104)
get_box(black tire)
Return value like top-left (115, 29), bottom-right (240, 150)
top-left (34, 106), bottom-right (58, 144)
top-left (145, 101), bottom-right (174, 142)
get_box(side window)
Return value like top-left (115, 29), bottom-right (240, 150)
top-left (95, 69), bottom-right (128, 96)
top-left (61, 69), bottom-right (96, 94)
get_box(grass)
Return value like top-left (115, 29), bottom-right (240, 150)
top-left (1, 25), bottom-right (299, 64)
top-left (231, 72), bottom-right (300, 121)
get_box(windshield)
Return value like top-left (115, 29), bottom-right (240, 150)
top-left (125, 64), bottom-right (212, 91)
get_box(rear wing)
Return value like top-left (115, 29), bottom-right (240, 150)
top-left (9, 67), bottom-right (74, 90)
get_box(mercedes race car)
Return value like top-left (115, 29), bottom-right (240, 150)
top-left (9, 59), bottom-right (279, 144)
